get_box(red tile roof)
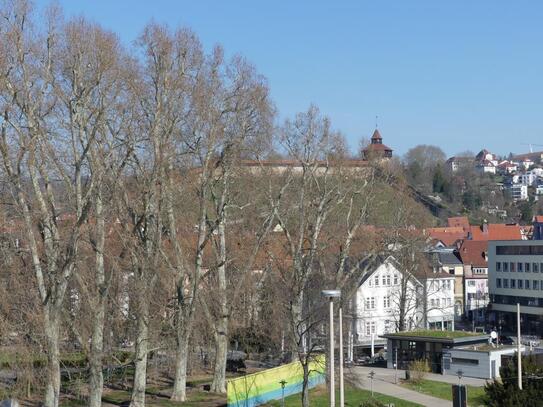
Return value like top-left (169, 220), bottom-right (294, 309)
top-left (458, 240), bottom-right (488, 268)
top-left (371, 129), bottom-right (382, 140)
top-left (447, 216), bottom-right (470, 230)
top-left (425, 226), bottom-right (467, 246)
top-left (468, 224), bottom-right (523, 241)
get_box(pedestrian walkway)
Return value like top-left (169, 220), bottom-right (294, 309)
top-left (347, 367), bottom-right (450, 407)
top-left (350, 366), bottom-right (488, 387)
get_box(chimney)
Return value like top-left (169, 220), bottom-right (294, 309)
top-left (482, 219), bottom-right (489, 234)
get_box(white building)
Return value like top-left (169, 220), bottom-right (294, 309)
top-left (505, 184), bottom-right (528, 201)
top-left (488, 240), bottom-right (543, 336)
top-left (422, 272), bottom-right (456, 331)
top-left (351, 257), bottom-right (418, 348)
top-left (521, 158), bottom-right (534, 170)
top-left (519, 172), bottom-right (538, 186)
top-left (351, 256), bottom-right (455, 351)
top-left (476, 160), bottom-right (496, 174)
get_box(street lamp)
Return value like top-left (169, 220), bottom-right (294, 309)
top-left (322, 289), bottom-right (341, 407)
top-left (368, 370), bottom-right (375, 397)
top-left (279, 380), bottom-right (287, 407)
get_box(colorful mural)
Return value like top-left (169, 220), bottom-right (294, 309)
top-left (227, 355), bottom-right (326, 407)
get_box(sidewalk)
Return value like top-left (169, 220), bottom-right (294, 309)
top-left (349, 365), bottom-right (488, 387)
top-left (347, 367), bottom-right (450, 407)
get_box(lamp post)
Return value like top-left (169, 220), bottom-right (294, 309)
top-left (279, 380), bottom-right (287, 407)
top-left (517, 303), bottom-right (522, 390)
top-left (322, 289), bottom-right (341, 407)
top-left (368, 370), bottom-right (375, 397)
top-left (338, 304), bottom-right (344, 407)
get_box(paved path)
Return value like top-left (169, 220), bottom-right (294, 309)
top-left (349, 366), bottom-right (488, 387)
top-left (346, 367), bottom-right (449, 407)
top-left (346, 366), bottom-right (489, 407)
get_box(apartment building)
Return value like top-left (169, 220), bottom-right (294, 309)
top-left (488, 240), bottom-right (543, 336)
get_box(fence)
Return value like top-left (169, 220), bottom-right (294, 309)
top-left (227, 355), bottom-right (326, 407)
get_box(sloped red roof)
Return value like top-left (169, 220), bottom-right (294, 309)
top-left (468, 224), bottom-right (523, 241)
top-left (425, 226), bottom-right (468, 246)
top-left (458, 240), bottom-right (488, 268)
top-left (447, 216), bottom-right (470, 230)
top-left (365, 143), bottom-right (393, 152)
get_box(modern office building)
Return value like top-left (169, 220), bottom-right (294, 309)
top-left (488, 240), bottom-right (543, 336)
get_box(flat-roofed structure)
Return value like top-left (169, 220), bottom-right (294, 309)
top-left (442, 344), bottom-right (525, 379)
top-left (488, 240), bottom-right (543, 336)
top-left (381, 330), bottom-right (489, 373)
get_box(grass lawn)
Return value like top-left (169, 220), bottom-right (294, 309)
top-left (389, 330), bottom-right (481, 339)
top-left (402, 379), bottom-right (486, 407)
top-left (99, 387), bottom-right (225, 406)
top-left (265, 385), bottom-right (422, 407)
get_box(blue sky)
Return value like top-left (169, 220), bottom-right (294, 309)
top-left (34, 1), bottom-right (543, 157)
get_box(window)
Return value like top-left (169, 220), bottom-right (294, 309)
top-left (383, 296), bottom-right (390, 309)
top-left (518, 279), bottom-right (523, 289)
top-left (511, 279), bottom-right (516, 288)
top-left (386, 275), bottom-right (391, 286)
top-left (497, 278), bottom-right (502, 288)
top-left (526, 263), bottom-right (531, 273)
top-left (526, 279), bottom-right (530, 290)
top-left (447, 298), bottom-right (452, 306)
top-left (468, 280), bottom-right (476, 287)
top-left (431, 299), bottom-right (435, 307)
top-left (511, 262), bottom-right (516, 272)
top-left (393, 275), bottom-right (399, 285)
top-left (496, 262), bottom-right (502, 272)
top-left (436, 298), bottom-right (440, 307)
top-left (374, 275), bottom-right (379, 286)
top-left (365, 321), bottom-right (376, 336)
top-left (365, 297), bottom-right (376, 310)
top-left (518, 263), bottom-right (523, 272)
top-left (534, 263), bottom-right (539, 273)
top-left (504, 262), bottom-right (509, 272)
top-left (504, 279), bottom-right (509, 288)
top-left (452, 357), bottom-right (479, 366)
top-left (534, 280), bottom-right (539, 290)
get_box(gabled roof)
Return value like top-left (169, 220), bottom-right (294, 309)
top-left (435, 250), bottom-right (463, 265)
top-left (425, 226), bottom-right (467, 247)
top-left (371, 129), bottom-right (382, 140)
top-left (458, 240), bottom-right (488, 268)
top-left (468, 224), bottom-right (523, 241)
top-left (355, 255), bottom-right (399, 287)
top-left (448, 216), bottom-right (470, 230)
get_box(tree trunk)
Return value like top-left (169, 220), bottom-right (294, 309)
top-left (44, 307), bottom-right (61, 407)
top-left (210, 217), bottom-right (228, 394)
top-left (210, 317), bottom-right (228, 393)
top-left (89, 188), bottom-right (106, 407)
top-left (301, 361), bottom-right (310, 407)
top-left (170, 321), bottom-right (190, 401)
top-left (89, 305), bottom-right (105, 407)
top-left (130, 300), bottom-right (149, 407)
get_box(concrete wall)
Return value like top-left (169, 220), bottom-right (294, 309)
top-left (442, 347), bottom-right (522, 379)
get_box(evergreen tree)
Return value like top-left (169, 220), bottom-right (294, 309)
top-left (484, 355), bottom-right (543, 407)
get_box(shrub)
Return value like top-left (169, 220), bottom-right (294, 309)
top-left (359, 399), bottom-right (385, 407)
top-left (407, 359), bottom-right (430, 384)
